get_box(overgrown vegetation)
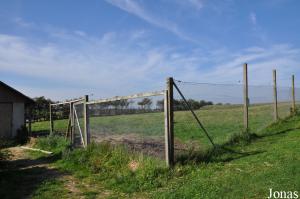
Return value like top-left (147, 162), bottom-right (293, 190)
top-left (15, 125), bottom-right (30, 145)
top-left (28, 113), bottom-right (300, 198)
top-left (59, 143), bottom-right (169, 193)
top-left (1, 105), bottom-right (298, 198)
top-left (34, 135), bottom-right (70, 154)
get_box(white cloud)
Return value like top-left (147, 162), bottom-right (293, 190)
top-left (0, 30), bottom-right (299, 101)
top-left (74, 30), bottom-right (86, 37)
top-left (174, 0), bottom-right (204, 10)
top-left (13, 17), bottom-right (36, 28)
top-left (249, 12), bottom-right (257, 25)
top-left (105, 0), bottom-right (197, 43)
top-left (187, 0), bottom-right (204, 10)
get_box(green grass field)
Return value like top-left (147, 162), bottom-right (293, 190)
top-left (32, 103), bottom-right (293, 149)
top-left (3, 113), bottom-right (298, 198)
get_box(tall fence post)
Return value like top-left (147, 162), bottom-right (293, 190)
top-left (164, 90), bottom-right (170, 167)
top-left (243, 63), bottom-right (249, 131)
top-left (273, 70), bottom-right (278, 121)
top-left (28, 107), bottom-right (32, 136)
top-left (71, 102), bottom-right (75, 145)
top-left (165, 77), bottom-right (174, 166)
top-left (84, 95), bottom-right (90, 147)
top-left (68, 103), bottom-right (72, 141)
top-left (49, 104), bottom-right (53, 135)
top-left (292, 75), bottom-right (296, 114)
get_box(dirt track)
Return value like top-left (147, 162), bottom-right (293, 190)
top-left (0, 146), bottom-right (82, 199)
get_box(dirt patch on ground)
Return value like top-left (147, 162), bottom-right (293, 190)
top-left (0, 146), bottom-right (84, 198)
top-left (91, 133), bottom-right (197, 159)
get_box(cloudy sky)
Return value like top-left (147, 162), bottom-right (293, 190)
top-left (0, 0), bottom-right (299, 100)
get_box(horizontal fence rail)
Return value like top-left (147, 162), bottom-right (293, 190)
top-left (87, 90), bottom-right (165, 105)
top-left (50, 98), bottom-right (85, 106)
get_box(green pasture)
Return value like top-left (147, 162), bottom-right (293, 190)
top-left (31, 103), bottom-right (293, 148)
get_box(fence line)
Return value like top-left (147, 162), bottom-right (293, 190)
top-left (47, 63), bottom-right (298, 167)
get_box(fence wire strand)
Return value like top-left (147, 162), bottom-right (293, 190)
top-left (87, 95), bottom-right (166, 159)
top-left (173, 79), bottom-right (297, 159)
top-left (51, 104), bottom-right (70, 136)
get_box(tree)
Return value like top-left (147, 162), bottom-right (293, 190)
top-left (32, 96), bottom-right (53, 121)
top-left (119, 99), bottom-right (130, 109)
top-left (156, 99), bottom-right (164, 110)
top-left (138, 98), bottom-right (152, 109)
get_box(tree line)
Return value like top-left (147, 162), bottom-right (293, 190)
top-left (28, 96), bottom-right (214, 121)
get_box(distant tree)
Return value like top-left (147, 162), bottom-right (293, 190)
top-left (173, 99), bottom-right (213, 111)
top-left (138, 98), bottom-right (152, 109)
top-left (32, 96), bottom-right (53, 121)
top-left (119, 99), bottom-right (130, 109)
top-left (187, 99), bottom-right (201, 109)
top-left (156, 99), bottom-right (164, 110)
top-left (173, 99), bottom-right (186, 110)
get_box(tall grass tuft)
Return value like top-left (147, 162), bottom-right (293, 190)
top-left (35, 135), bottom-right (70, 154)
top-left (60, 142), bottom-right (170, 193)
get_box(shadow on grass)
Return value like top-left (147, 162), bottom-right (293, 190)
top-left (1, 153), bottom-right (62, 170)
top-left (0, 152), bottom-right (66, 199)
top-left (257, 127), bottom-right (300, 138)
top-left (31, 130), bottom-right (50, 137)
top-left (176, 144), bottom-right (266, 165)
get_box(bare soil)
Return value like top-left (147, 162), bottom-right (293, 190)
top-left (0, 146), bottom-right (81, 198)
top-left (91, 133), bottom-right (199, 159)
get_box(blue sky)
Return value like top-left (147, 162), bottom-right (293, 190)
top-left (0, 0), bottom-right (299, 100)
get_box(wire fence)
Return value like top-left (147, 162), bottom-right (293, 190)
top-left (172, 78), bottom-right (298, 159)
top-left (73, 102), bottom-right (85, 147)
top-left (277, 86), bottom-right (294, 119)
top-left (87, 94), bottom-right (166, 159)
top-left (47, 65), bottom-right (298, 166)
top-left (173, 81), bottom-right (244, 155)
top-left (50, 103), bottom-right (70, 136)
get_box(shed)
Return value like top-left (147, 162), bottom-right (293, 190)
top-left (0, 81), bottom-right (34, 138)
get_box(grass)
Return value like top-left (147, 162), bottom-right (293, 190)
top-left (1, 113), bottom-right (299, 198)
top-left (26, 113), bottom-right (300, 198)
top-left (31, 179), bottom-right (70, 199)
top-left (34, 135), bottom-right (71, 154)
top-left (58, 143), bottom-right (169, 193)
top-left (31, 103), bottom-right (293, 148)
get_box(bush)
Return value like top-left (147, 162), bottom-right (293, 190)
top-left (15, 125), bottom-right (29, 145)
top-left (35, 135), bottom-right (70, 153)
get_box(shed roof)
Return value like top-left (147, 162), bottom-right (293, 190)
top-left (0, 81), bottom-right (35, 104)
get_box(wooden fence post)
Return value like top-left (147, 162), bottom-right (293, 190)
top-left (28, 107), bottom-right (32, 136)
top-left (70, 102), bottom-right (75, 145)
top-left (165, 77), bottom-right (174, 166)
top-left (84, 95), bottom-right (90, 147)
top-left (273, 70), bottom-right (278, 121)
top-left (49, 104), bottom-right (53, 135)
top-left (164, 90), bottom-right (170, 167)
top-left (292, 75), bottom-right (296, 114)
top-left (243, 63), bottom-right (249, 131)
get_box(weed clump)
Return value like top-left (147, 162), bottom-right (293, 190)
top-left (34, 135), bottom-right (70, 154)
top-left (60, 143), bottom-right (170, 193)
